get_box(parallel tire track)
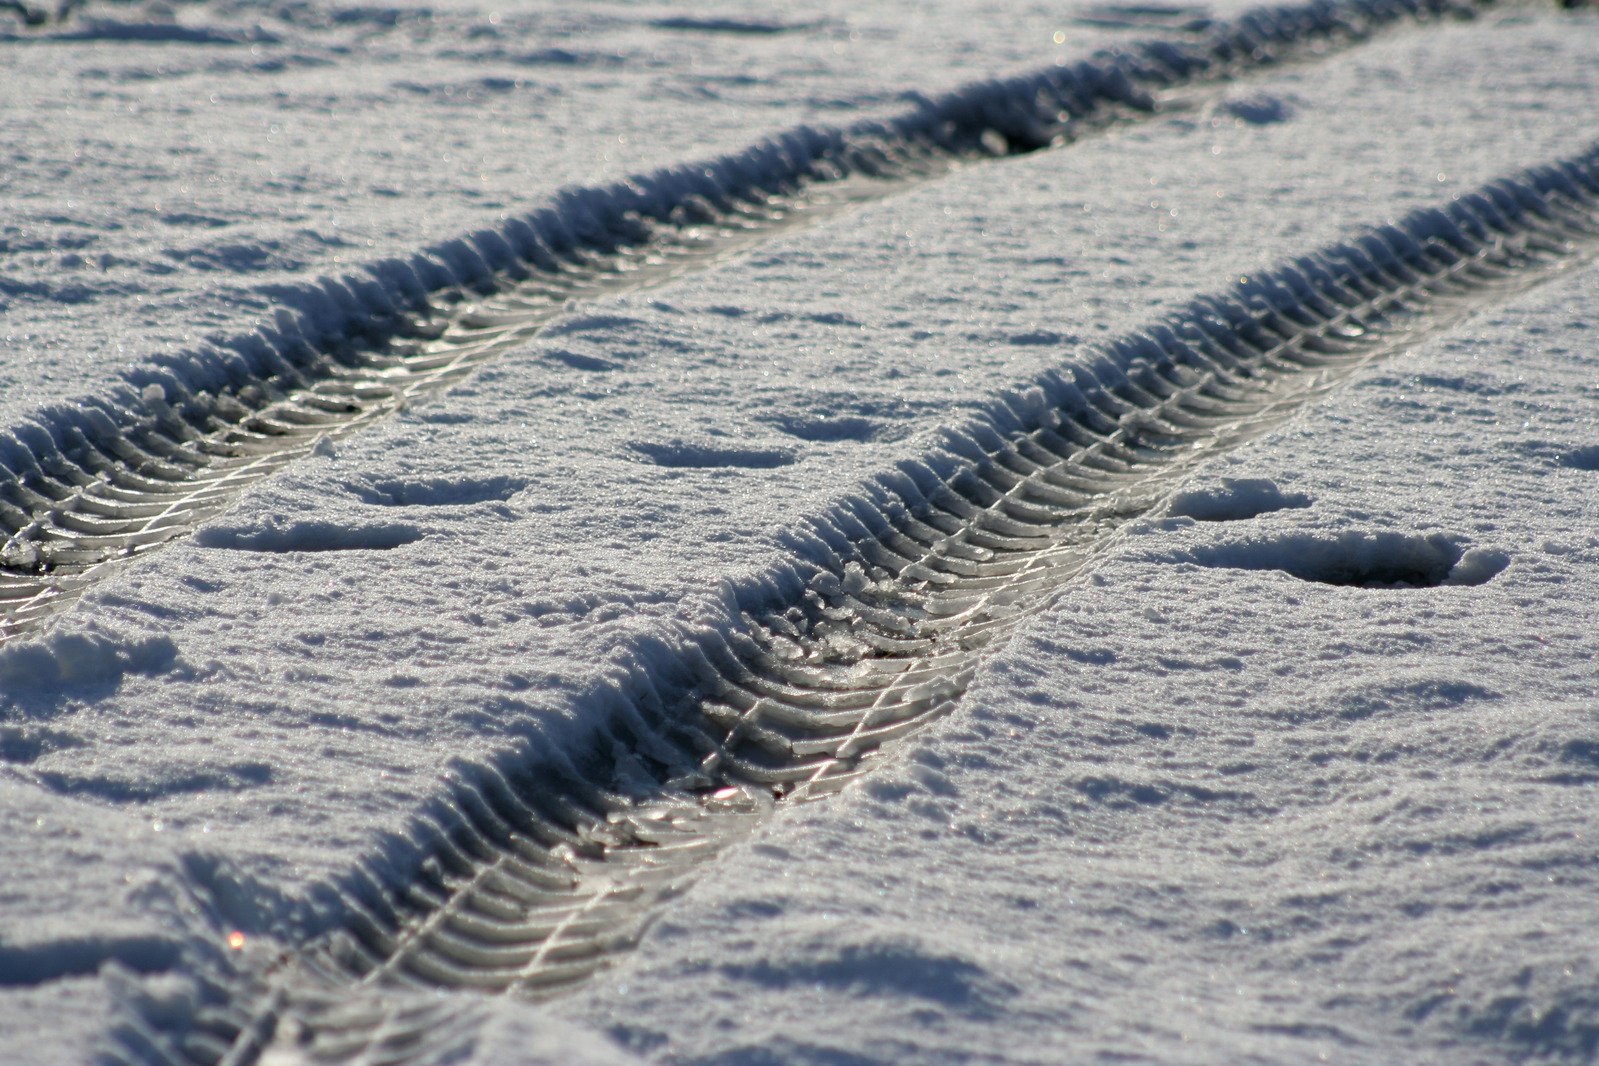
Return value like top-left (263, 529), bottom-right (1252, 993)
top-left (112, 148), bottom-right (1599, 1066)
top-left (0, 0), bottom-right (1496, 647)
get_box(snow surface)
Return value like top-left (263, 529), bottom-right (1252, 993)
top-left (3, 0), bottom-right (1599, 1062)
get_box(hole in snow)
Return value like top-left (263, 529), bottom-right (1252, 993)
top-left (1166, 478), bottom-right (1311, 522)
top-left (649, 15), bottom-right (821, 35)
top-left (1073, 2), bottom-right (1212, 31)
top-left (1183, 531), bottom-right (1508, 589)
top-left (195, 521), bottom-right (423, 553)
top-left (768, 413), bottom-right (880, 444)
top-left (350, 475), bottom-right (525, 507)
top-left (630, 439), bottom-right (797, 469)
top-left (1218, 92), bottom-right (1297, 125)
top-left (1560, 445), bottom-right (1599, 472)
top-left (547, 349), bottom-right (622, 373)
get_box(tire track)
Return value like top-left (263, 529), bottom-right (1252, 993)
top-left (111, 147), bottom-right (1599, 1065)
top-left (0, 0), bottom-right (1494, 648)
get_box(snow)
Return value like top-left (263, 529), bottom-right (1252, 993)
top-left (563, 263), bottom-right (1599, 1064)
top-left (3, 0), bottom-right (1599, 1062)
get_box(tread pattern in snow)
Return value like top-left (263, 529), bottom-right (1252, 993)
top-left (108, 146), bottom-right (1599, 1066)
top-left (0, 0), bottom-right (1489, 648)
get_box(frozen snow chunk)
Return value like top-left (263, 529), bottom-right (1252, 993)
top-left (1166, 478), bottom-right (1311, 522)
top-left (0, 630), bottom-right (178, 690)
top-left (1445, 547), bottom-right (1511, 587)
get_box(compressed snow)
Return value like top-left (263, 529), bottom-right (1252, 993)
top-left (2, 0), bottom-right (1599, 1062)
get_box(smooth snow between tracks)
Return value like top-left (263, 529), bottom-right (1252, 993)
top-left (108, 146), bottom-right (1599, 1066)
top-left (0, 0), bottom-right (1492, 647)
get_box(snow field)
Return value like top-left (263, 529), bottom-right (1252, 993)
top-left (2, 0), bottom-right (1599, 1062)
